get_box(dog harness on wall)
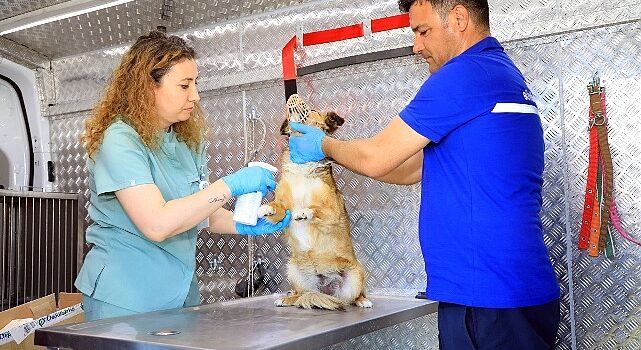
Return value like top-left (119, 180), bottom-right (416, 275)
top-left (578, 74), bottom-right (641, 257)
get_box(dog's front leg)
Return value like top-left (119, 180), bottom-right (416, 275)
top-left (292, 203), bottom-right (334, 222)
top-left (258, 202), bottom-right (287, 223)
top-left (292, 208), bottom-right (314, 221)
top-left (259, 181), bottom-right (291, 223)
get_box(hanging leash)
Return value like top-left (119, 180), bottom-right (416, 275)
top-left (578, 73), bottom-right (641, 257)
top-left (610, 201), bottom-right (641, 246)
top-left (579, 74), bottom-right (607, 256)
top-left (592, 85), bottom-right (614, 256)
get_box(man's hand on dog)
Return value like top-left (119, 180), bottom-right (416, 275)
top-left (288, 122), bottom-right (326, 163)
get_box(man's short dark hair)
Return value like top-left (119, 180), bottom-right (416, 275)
top-left (398, 0), bottom-right (490, 29)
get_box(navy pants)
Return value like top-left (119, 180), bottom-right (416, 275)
top-left (438, 299), bottom-right (560, 350)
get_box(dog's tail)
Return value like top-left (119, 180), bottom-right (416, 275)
top-left (295, 292), bottom-right (345, 311)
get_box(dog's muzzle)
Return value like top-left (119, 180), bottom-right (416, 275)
top-left (286, 94), bottom-right (312, 124)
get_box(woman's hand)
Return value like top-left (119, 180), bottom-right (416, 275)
top-left (236, 210), bottom-right (291, 235)
top-left (222, 167), bottom-right (276, 197)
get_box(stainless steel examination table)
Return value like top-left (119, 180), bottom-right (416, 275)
top-left (35, 294), bottom-right (437, 349)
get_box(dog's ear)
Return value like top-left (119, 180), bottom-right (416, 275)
top-left (280, 118), bottom-right (291, 136)
top-left (324, 112), bottom-right (344, 134)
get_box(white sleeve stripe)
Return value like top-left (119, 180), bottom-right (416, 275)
top-left (491, 103), bottom-right (539, 114)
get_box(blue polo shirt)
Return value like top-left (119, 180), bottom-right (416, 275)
top-left (399, 37), bottom-right (560, 308)
top-left (74, 119), bottom-right (206, 313)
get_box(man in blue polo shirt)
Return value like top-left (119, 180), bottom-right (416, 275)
top-left (287, 0), bottom-right (561, 349)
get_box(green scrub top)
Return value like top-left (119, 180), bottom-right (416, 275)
top-left (74, 119), bottom-right (206, 313)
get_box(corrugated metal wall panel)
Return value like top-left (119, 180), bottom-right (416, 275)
top-left (44, 0), bottom-right (641, 348)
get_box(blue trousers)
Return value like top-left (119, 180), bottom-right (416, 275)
top-left (438, 299), bottom-right (560, 350)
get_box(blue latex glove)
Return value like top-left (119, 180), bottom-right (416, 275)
top-left (288, 122), bottom-right (326, 164)
top-left (236, 210), bottom-right (292, 235)
top-left (222, 167), bottom-right (276, 197)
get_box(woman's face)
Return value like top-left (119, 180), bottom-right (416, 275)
top-left (154, 59), bottom-right (200, 130)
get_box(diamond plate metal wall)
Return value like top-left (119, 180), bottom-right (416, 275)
top-left (557, 22), bottom-right (641, 350)
top-left (196, 86), bottom-right (252, 303)
top-left (237, 81), bottom-right (293, 297)
top-left (490, 0), bottom-right (641, 43)
top-left (4, 0), bottom-right (641, 62)
top-left (504, 36), bottom-right (572, 350)
top-left (43, 0), bottom-right (641, 349)
top-left (0, 0), bottom-right (67, 21)
top-left (0, 35), bottom-right (50, 69)
top-left (48, 50), bottom-right (120, 115)
top-left (500, 19), bottom-right (641, 349)
top-left (49, 112), bottom-right (91, 208)
top-left (1, 0), bottom-right (314, 59)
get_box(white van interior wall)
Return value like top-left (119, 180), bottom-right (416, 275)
top-left (0, 77), bottom-right (29, 189)
top-left (32, 1), bottom-right (641, 350)
top-left (0, 58), bottom-right (51, 192)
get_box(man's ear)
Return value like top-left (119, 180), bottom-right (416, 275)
top-left (450, 4), bottom-right (469, 32)
top-left (280, 118), bottom-right (291, 136)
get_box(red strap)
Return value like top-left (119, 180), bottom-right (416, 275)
top-left (302, 24), bottom-right (364, 46)
top-left (594, 92), bottom-right (614, 252)
top-left (580, 79), bottom-right (640, 255)
top-left (587, 184), bottom-right (602, 257)
top-left (283, 14), bottom-right (410, 82)
top-left (579, 99), bottom-right (601, 249)
top-left (371, 14), bottom-right (409, 33)
top-left (282, 36), bottom-right (298, 81)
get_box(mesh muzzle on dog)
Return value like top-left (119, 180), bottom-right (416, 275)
top-left (286, 94), bottom-right (312, 124)
top-left (283, 94), bottom-right (333, 168)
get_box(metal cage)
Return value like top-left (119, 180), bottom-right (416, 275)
top-left (0, 189), bottom-right (83, 311)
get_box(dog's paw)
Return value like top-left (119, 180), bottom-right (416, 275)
top-left (275, 295), bottom-right (297, 307)
top-left (258, 204), bottom-right (275, 218)
top-left (259, 203), bottom-right (287, 224)
top-left (355, 296), bottom-right (373, 308)
top-left (293, 208), bottom-right (314, 221)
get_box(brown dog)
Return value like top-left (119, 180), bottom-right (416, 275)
top-left (259, 103), bottom-right (372, 311)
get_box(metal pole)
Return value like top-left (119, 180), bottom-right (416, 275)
top-left (76, 194), bottom-right (84, 276)
top-left (17, 196), bottom-right (23, 306)
top-left (1, 195), bottom-right (6, 310)
top-left (57, 197), bottom-right (61, 294)
top-left (31, 196), bottom-right (35, 302)
top-left (9, 196), bottom-right (15, 308)
top-left (64, 199), bottom-right (68, 291)
top-left (38, 196), bottom-right (42, 296)
top-left (44, 195), bottom-right (48, 295)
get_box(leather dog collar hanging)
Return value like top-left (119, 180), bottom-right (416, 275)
top-left (578, 74), bottom-right (641, 257)
top-left (578, 83), bottom-right (601, 254)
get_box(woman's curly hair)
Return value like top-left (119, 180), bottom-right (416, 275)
top-left (82, 31), bottom-right (206, 159)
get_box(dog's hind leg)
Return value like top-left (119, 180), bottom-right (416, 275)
top-left (295, 292), bottom-right (345, 311)
top-left (354, 294), bottom-right (373, 308)
top-left (275, 292), bottom-right (301, 307)
top-left (336, 266), bottom-right (373, 308)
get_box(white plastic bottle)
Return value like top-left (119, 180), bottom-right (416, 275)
top-left (232, 162), bottom-right (278, 226)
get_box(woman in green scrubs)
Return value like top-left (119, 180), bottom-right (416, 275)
top-left (74, 31), bottom-right (291, 321)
